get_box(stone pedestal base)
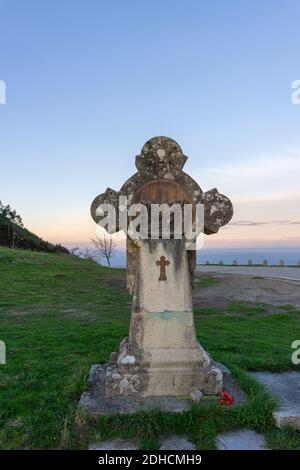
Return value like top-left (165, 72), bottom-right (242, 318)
top-left (78, 362), bottom-right (246, 417)
top-left (105, 336), bottom-right (223, 398)
top-left (79, 364), bottom-right (192, 416)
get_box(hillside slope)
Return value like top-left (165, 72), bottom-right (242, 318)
top-left (0, 246), bottom-right (127, 307)
top-left (0, 215), bottom-right (68, 253)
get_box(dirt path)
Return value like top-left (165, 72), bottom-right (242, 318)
top-left (193, 273), bottom-right (300, 309)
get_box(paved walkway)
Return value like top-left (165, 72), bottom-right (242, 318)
top-left (250, 372), bottom-right (300, 431)
top-left (197, 265), bottom-right (300, 281)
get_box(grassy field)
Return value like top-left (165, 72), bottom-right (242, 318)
top-left (0, 246), bottom-right (299, 450)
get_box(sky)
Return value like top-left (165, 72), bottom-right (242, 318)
top-left (0, 0), bottom-right (300, 251)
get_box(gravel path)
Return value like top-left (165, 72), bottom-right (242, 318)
top-left (197, 265), bottom-right (300, 281)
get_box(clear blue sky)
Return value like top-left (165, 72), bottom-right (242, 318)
top-left (1, 0), bottom-right (300, 248)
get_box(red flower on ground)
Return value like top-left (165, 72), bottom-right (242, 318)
top-left (219, 390), bottom-right (234, 406)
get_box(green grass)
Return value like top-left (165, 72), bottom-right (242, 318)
top-left (197, 314), bottom-right (300, 371)
top-left (194, 276), bottom-right (219, 288)
top-left (0, 247), bottom-right (300, 450)
top-left (0, 248), bottom-right (129, 307)
top-left (226, 300), bottom-right (268, 315)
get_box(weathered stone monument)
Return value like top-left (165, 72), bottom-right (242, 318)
top-left (85, 137), bottom-right (233, 411)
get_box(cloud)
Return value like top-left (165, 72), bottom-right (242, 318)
top-left (229, 220), bottom-right (272, 226)
top-left (194, 149), bottom-right (300, 202)
top-left (229, 220), bottom-right (300, 227)
top-left (191, 149), bottom-right (300, 244)
top-left (281, 236), bottom-right (300, 240)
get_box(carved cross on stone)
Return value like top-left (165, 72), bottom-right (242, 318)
top-left (90, 136), bottom-right (234, 399)
top-left (156, 256), bottom-right (170, 281)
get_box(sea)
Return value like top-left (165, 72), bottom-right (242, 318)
top-left (109, 248), bottom-right (300, 267)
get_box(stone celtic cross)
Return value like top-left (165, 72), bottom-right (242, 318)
top-left (91, 136), bottom-right (233, 398)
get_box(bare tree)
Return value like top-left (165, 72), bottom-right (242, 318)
top-left (90, 235), bottom-right (117, 266)
top-left (70, 246), bottom-right (80, 256)
top-left (82, 246), bottom-right (95, 262)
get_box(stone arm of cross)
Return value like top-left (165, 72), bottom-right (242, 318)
top-left (90, 187), bottom-right (122, 234)
top-left (200, 188), bottom-right (233, 235)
